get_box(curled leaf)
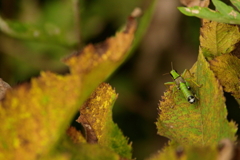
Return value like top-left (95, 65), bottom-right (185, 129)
top-left (66, 127), bottom-right (86, 144)
top-left (77, 83), bottom-right (132, 159)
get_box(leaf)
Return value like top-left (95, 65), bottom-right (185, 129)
top-left (0, 1), bottom-right (78, 47)
top-left (231, 0), bottom-right (240, 11)
top-left (156, 50), bottom-right (237, 146)
top-left (66, 127), bottom-right (86, 144)
top-left (62, 13), bottom-right (138, 107)
top-left (0, 10), bottom-right (139, 159)
top-left (147, 139), bottom-right (240, 160)
top-left (0, 0), bottom-right (158, 157)
top-left (51, 142), bottom-right (121, 160)
top-left (147, 139), bottom-right (239, 160)
top-left (77, 83), bottom-right (132, 159)
top-left (147, 145), bottom-right (218, 160)
top-left (209, 54), bottom-right (240, 99)
top-left (200, 20), bottom-right (240, 101)
top-left (178, 0), bottom-right (240, 24)
top-left (0, 73), bottom-right (81, 160)
top-left (200, 20), bottom-right (240, 59)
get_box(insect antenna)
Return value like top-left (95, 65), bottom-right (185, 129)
top-left (170, 62), bottom-right (178, 73)
top-left (171, 62), bottom-right (174, 70)
top-left (163, 72), bottom-right (170, 76)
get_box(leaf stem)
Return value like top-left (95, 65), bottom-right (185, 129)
top-left (72, 0), bottom-right (81, 49)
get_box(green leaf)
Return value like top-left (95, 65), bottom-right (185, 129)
top-left (156, 50), bottom-right (237, 146)
top-left (213, 0), bottom-right (237, 16)
top-left (178, 0), bottom-right (240, 24)
top-left (45, 141), bottom-right (120, 160)
top-left (231, 0), bottom-right (240, 11)
top-left (0, 16), bottom-right (77, 47)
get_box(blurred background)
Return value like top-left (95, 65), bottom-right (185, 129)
top-left (0, 0), bottom-right (239, 160)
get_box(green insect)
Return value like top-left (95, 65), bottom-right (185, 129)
top-left (165, 64), bottom-right (200, 104)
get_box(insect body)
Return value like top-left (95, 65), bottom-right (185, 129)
top-left (169, 69), bottom-right (196, 104)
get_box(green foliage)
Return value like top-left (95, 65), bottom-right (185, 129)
top-left (178, 0), bottom-right (240, 24)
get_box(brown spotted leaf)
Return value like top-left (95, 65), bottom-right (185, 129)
top-left (62, 14), bottom-right (137, 107)
top-left (66, 127), bottom-right (86, 144)
top-left (0, 73), bottom-right (81, 160)
top-left (0, 10), bottom-right (139, 160)
top-left (77, 83), bottom-right (132, 159)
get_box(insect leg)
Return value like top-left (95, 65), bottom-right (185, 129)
top-left (183, 69), bottom-right (203, 88)
top-left (164, 82), bottom-right (175, 89)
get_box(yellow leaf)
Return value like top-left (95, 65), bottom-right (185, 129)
top-left (77, 83), bottom-right (132, 159)
top-left (0, 11), bottom-right (138, 159)
top-left (209, 54), bottom-right (240, 99)
top-left (200, 20), bottom-right (240, 59)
